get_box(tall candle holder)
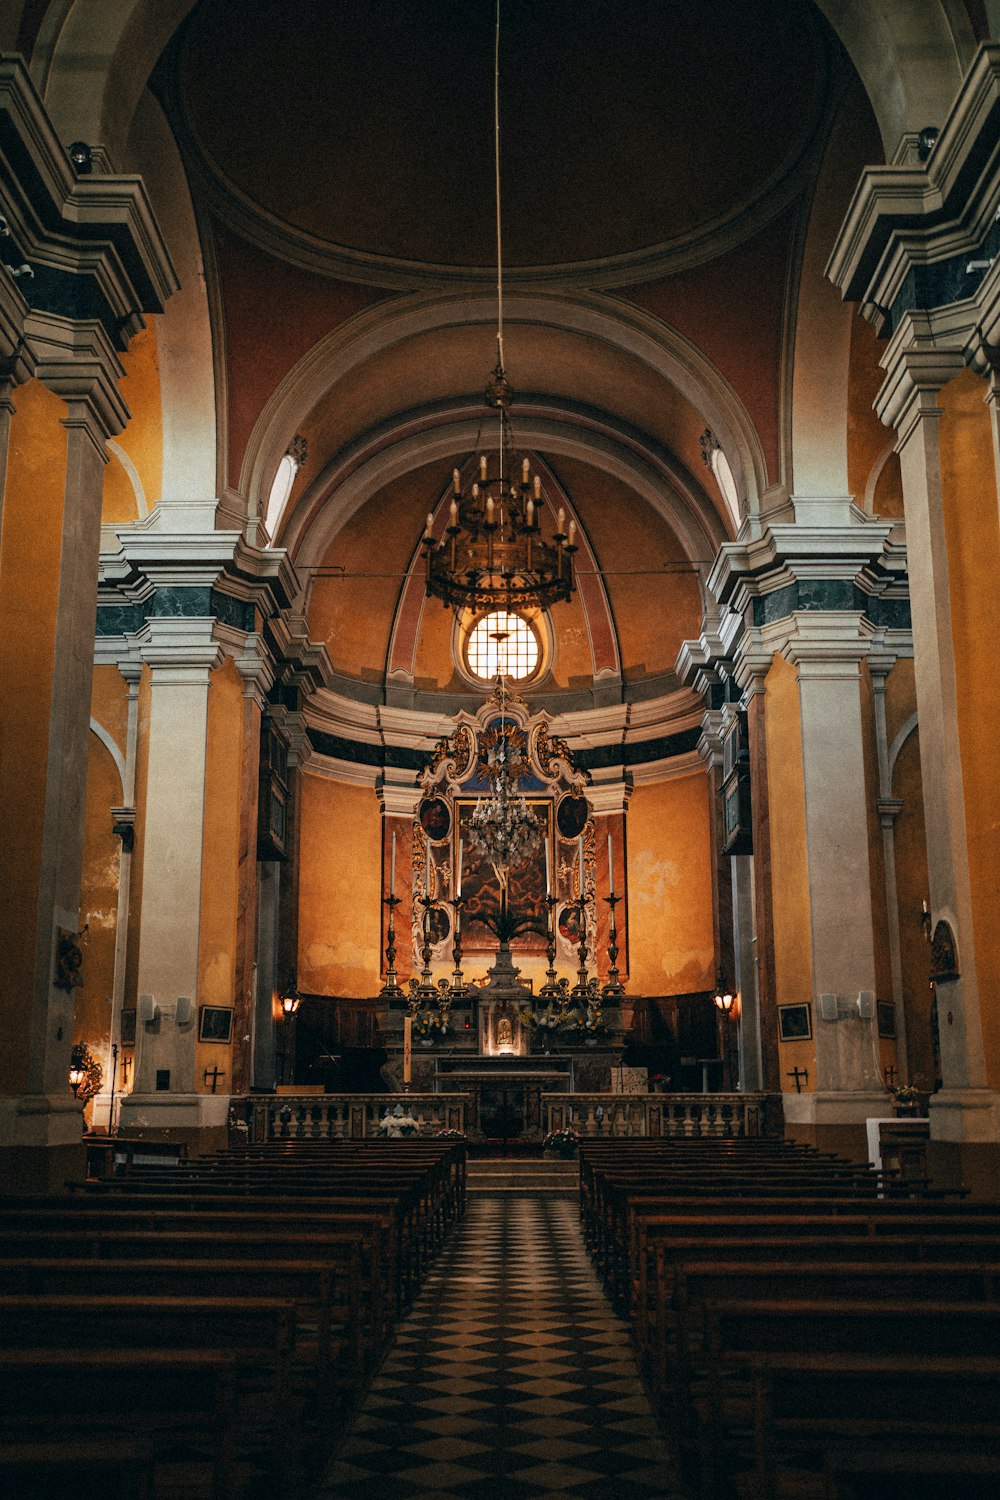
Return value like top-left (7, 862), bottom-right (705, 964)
top-left (602, 891), bottom-right (625, 997)
top-left (539, 894), bottom-right (561, 999)
top-left (408, 892), bottom-right (442, 1009)
top-left (379, 893), bottom-right (405, 1000)
top-left (450, 895), bottom-right (468, 998)
top-left (570, 901), bottom-right (591, 999)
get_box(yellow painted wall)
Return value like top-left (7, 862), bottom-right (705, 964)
top-left (939, 368), bottom-right (1000, 1088)
top-left (90, 665), bottom-right (129, 759)
top-left (298, 773), bottom-right (382, 995)
top-left (195, 658), bottom-right (244, 1090)
top-left (117, 322), bottom-right (162, 507)
top-left (551, 455), bottom-right (702, 683)
top-left (101, 449), bottom-right (141, 524)
top-left (764, 653), bottom-right (817, 1090)
top-left (848, 314), bottom-right (903, 518)
top-left (0, 381), bottom-right (69, 1091)
top-left (626, 772), bottom-right (714, 995)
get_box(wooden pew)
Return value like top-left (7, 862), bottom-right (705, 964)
top-left (740, 1353), bottom-right (1000, 1500)
top-left (0, 1349), bottom-right (248, 1499)
top-left (0, 1254), bottom-right (362, 1395)
top-left (690, 1304), bottom-right (1000, 1496)
top-left (0, 1436), bottom-right (157, 1500)
top-left (822, 1440), bottom-right (1000, 1499)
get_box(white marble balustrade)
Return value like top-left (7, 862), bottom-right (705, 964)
top-left (238, 1092), bottom-right (472, 1142)
top-left (542, 1092), bottom-right (770, 1139)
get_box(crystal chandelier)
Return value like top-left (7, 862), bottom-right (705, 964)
top-left (467, 675), bottom-right (542, 878)
top-left (422, 0), bottom-right (577, 614)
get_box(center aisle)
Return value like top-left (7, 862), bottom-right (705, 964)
top-left (317, 1194), bottom-right (687, 1499)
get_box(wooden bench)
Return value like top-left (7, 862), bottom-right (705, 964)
top-left (0, 1435), bottom-right (157, 1500)
top-left (692, 1304), bottom-right (1000, 1496)
top-left (739, 1353), bottom-right (1000, 1500)
top-left (0, 1348), bottom-right (249, 1499)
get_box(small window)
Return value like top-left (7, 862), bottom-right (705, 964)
top-left (466, 610), bottom-right (539, 682)
top-left (264, 454), bottom-right (298, 543)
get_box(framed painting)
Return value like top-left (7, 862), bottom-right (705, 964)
top-left (777, 1002), bottom-right (812, 1042)
top-left (199, 1006), bottom-right (234, 1044)
top-left (456, 799), bottom-right (551, 953)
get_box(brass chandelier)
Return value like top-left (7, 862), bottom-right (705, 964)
top-left (422, 0), bottom-right (577, 614)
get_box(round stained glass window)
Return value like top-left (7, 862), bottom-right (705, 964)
top-left (466, 610), bottom-right (539, 682)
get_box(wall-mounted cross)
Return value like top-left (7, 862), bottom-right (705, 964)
top-left (203, 1066), bottom-right (225, 1094)
top-left (787, 1066), bottom-right (809, 1094)
top-left (883, 1065), bottom-right (896, 1089)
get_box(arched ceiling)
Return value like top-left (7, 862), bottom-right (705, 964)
top-left (175, 0), bottom-right (834, 279)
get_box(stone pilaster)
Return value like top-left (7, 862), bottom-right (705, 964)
top-left (877, 344), bottom-right (999, 1159)
top-left (119, 621), bottom-right (222, 1132)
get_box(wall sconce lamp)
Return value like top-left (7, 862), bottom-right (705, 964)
top-left (280, 986), bottom-right (301, 1018)
top-left (713, 979), bottom-right (736, 1015)
top-left (68, 1060), bottom-right (85, 1096)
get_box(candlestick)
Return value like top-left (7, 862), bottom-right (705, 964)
top-left (403, 1014), bottom-right (412, 1088)
top-left (455, 836), bottom-right (463, 898)
top-left (607, 831), bottom-right (614, 896)
top-left (379, 892), bottom-right (404, 999)
top-left (539, 893), bottom-right (560, 998)
top-left (450, 893), bottom-right (466, 997)
top-left (603, 891), bottom-right (625, 996)
top-left (544, 836), bottom-right (551, 896)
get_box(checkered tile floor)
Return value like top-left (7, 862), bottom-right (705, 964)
top-left (315, 1195), bottom-right (687, 1499)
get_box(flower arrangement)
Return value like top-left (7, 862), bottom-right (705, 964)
top-left (651, 1073), bottom-right (671, 1091)
top-left (413, 1007), bottom-right (449, 1040)
top-left (543, 1127), bottom-right (580, 1155)
top-left (561, 1005), bottom-right (608, 1041)
top-left (436, 1127), bottom-right (466, 1140)
top-left (889, 1084), bottom-right (919, 1106)
top-left (521, 1005), bottom-right (569, 1033)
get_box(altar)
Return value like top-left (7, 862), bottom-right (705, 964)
top-left (375, 680), bottom-right (633, 1140)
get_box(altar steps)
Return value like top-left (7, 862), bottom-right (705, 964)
top-left (466, 1156), bottom-right (579, 1194)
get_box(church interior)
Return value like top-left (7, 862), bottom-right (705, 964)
top-left (2, 1), bottom-right (1000, 1495)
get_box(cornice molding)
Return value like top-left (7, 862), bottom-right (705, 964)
top-left (24, 308), bottom-right (128, 441)
top-left (827, 44), bottom-right (1000, 318)
top-left (0, 54), bottom-right (177, 340)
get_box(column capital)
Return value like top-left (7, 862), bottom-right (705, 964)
top-left (697, 708), bottom-right (726, 770)
top-left (733, 629), bottom-right (772, 702)
top-left (867, 651), bottom-right (898, 685)
top-left (876, 319), bottom-right (967, 444)
top-left (24, 309), bottom-right (129, 446)
top-left (768, 611), bottom-right (873, 678)
top-left (586, 770), bottom-right (633, 816)
top-left (232, 634), bottom-right (275, 709)
top-left (265, 705), bottom-right (313, 770)
top-left (135, 618), bottom-right (224, 680)
top-left (376, 771), bottom-right (420, 819)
